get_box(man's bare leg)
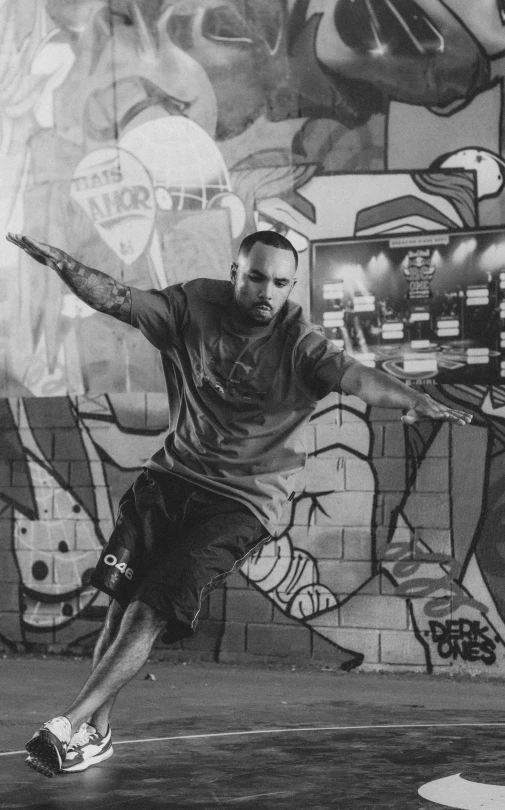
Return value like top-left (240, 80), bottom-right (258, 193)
top-left (85, 598), bottom-right (126, 736)
top-left (26, 599), bottom-right (167, 775)
top-left (62, 600), bottom-right (166, 733)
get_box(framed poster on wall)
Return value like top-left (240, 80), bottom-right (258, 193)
top-left (311, 228), bottom-right (505, 384)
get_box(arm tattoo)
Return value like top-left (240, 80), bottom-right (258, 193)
top-left (54, 256), bottom-right (132, 323)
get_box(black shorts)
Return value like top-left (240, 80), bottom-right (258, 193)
top-left (89, 469), bottom-right (270, 644)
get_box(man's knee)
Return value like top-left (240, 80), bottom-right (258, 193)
top-left (123, 598), bottom-right (168, 634)
top-left (94, 599), bottom-right (125, 652)
top-left (103, 598), bottom-right (125, 632)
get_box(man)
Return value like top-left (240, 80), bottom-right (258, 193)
top-left (7, 230), bottom-right (472, 778)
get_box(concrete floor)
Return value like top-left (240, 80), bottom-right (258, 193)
top-left (2, 655), bottom-right (505, 809)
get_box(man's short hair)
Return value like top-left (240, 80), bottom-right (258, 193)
top-left (238, 231), bottom-right (298, 269)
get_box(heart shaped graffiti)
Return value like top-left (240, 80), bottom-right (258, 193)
top-left (71, 146), bottom-right (155, 264)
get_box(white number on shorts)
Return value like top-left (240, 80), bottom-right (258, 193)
top-left (104, 554), bottom-right (134, 580)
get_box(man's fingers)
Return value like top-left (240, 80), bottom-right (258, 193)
top-left (402, 406), bottom-right (473, 426)
top-left (446, 410), bottom-right (473, 423)
top-left (438, 413), bottom-right (469, 425)
top-left (18, 235), bottom-right (51, 256)
top-left (6, 233), bottom-right (28, 250)
top-left (432, 407), bottom-right (473, 424)
top-left (21, 235), bottom-right (48, 251)
top-left (7, 232), bottom-right (50, 253)
top-left (6, 232), bottom-right (57, 266)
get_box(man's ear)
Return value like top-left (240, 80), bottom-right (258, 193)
top-left (230, 262), bottom-right (238, 282)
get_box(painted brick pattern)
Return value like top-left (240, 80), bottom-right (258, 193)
top-left (383, 424), bottom-right (406, 457)
top-left (414, 530), bottom-right (452, 558)
top-left (414, 459), bottom-right (449, 492)
top-left (370, 458), bottom-right (406, 491)
top-left (316, 423), bottom-right (371, 458)
top-left (318, 560), bottom-right (374, 594)
top-left (339, 595), bottom-right (408, 630)
top-left (0, 394), bottom-right (485, 676)
top-left (246, 623), bottom-right (312, 658)
top-left (379, 631), bottom-right (440, 667)
top-left (311, 625), bottom-right (380, 664)
top-left (343, 528), bottom-right (375, 560)
top-left (288, 526), bottom-right (343, 559)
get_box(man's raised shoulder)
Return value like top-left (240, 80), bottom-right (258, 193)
top-left (282, 299), bottom-right (325, 338)
top-left (180, 278), bottom-right (233, 306)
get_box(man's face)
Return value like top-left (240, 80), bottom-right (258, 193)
top-left (231, 242), bottom-right (297, 325)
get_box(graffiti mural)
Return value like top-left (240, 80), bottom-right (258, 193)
top-left (3, 0), bottom-right (504, 396)
top-left (3, 386), bottom-right (505, 671)
top-left (426, 620), bottom-right (497, 665)
top-left (0, 0), bottom-right (505, 670)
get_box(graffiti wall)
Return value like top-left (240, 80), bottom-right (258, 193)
top-left (1, 0), bottom-right (505, 671)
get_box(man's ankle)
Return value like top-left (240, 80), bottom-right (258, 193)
top-left (91, 721), bottom-right (110, 737)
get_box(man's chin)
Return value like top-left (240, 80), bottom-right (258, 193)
top-left (233, 302), bottom-right (276, 325)
top-left (250, 307), bottom-right (274, 323)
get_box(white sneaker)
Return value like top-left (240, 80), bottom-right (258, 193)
top-left (60, 723), bottom-right (113, 773)
top-left (25, 716), bottom-right (72, 777)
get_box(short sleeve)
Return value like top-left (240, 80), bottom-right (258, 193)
top-left (130, 285), bottom-right (184, 352)
top-left (296, 330), bottom-right (357, 400)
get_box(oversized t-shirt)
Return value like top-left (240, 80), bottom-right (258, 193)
top-left (130, 279), bottom-right (356, 535)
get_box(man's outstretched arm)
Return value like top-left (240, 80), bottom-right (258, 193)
top-left (6, 233), bottom-right (132, 322)
top-left (340, 361), bottom-right (472, 426)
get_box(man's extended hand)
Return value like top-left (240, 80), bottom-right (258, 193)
top-left (6, 233), bottom-right (69, 271)
top-left (340, 361), bottom-right (474, 426)
top-left (401, 393), bottom-right (472, 426)
top-left (6, 232), bottom-right (132, 322)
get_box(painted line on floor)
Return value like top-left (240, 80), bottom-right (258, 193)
top-left (418, 774), bottom-right (505, 809)
top-left (3, 721), bottom-right (505, 758)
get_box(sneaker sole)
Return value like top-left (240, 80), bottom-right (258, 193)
top-left (26, 733), bottom-right (63, 776)
top-left (60, 744), bottom-right (114, 773)
top-left (26, 754), bottom-right (56, 778)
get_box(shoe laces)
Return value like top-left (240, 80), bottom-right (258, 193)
top-left (68, 723), bottom-right (96, 750)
